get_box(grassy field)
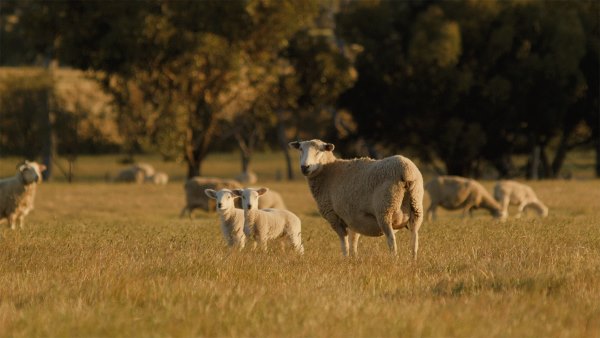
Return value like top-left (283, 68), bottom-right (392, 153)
top-left (1, 153), bottom-right (599, 337)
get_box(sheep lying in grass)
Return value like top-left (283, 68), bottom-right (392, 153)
top-left (494, 180), bottom-right (548, 218)
top-left (180, 177), bottom-right (243, 218)
top-left (425, 175), bottom-right (505, 221)
top-left (232, 187), bottom-right (304, 254)
top-left (146, 171), bottom-right (169, 185)
top-left (205, 188), bottom-right (249, 249)
top-left (289, 139), bottom-right (424, 259)
top-left (0, 161), bottom-right (46, 230)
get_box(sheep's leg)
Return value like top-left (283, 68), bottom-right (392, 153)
top-left (179, 206), bottom-right (189, 218)
top-left (289, 233), bottom-right (304, 255)
top-left (500, 197), bottom-right (510, 218)
top-left (17, 214), bottom-right (25, 229)
top-left (376, 211), bottom-right (398, 256)
top-left (411, 228), bottom-right (419, 261)
top-left (516, 201), bottom-right (527, 218)
top-left (323, 212), bottom-right (349, 256)
top-left (426, 203), bottom-right (437, 221)
top-left (8, 214), bottom-right (18, 230)
top-left (348, 230), bottom-right (360, 256)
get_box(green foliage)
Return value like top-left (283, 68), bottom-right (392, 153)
top-left (337, 0), bottom-right (598, 177)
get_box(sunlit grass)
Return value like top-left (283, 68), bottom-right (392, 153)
top-left (0, 153), bottom-right (599, 337)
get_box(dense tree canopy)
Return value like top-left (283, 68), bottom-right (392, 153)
top-left (1, 0), bottom-right (598, 178)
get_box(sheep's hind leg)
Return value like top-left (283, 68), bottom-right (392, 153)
top-left (376, 215), bottom-right (397, 256)
top-left (349, 230), bottom-right (360, 256)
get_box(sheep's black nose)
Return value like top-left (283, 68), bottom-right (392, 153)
top-left (217, 203), bottom-right (222, 208)
top-left (301, 165), bottom-right (309, 175)
top-left (247, 204), bottom-right (252, 209)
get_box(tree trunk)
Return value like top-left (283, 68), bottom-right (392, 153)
top-left (551, 135), bottom-right (569, 178)
top-left (185, 95), bottom-right (217, 179)
top-left (41, 75), bottom-right (56, 181)
top-left (597, 109), bottom-right (600, 178)
top-left (529, 144), bottom-right (541, 180)
top-left (276, 109), bottom-right (294, 180)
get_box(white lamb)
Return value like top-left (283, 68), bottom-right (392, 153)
top-left (493, 180), bottom-right (548, 218)
top-left (425, 175), bottom-right (505, 220)
top-left (204, 188), bottom-right (250, 249)
top-left (289, 139), bottom-right (424, 259)
top-left (0, 161), bottom-right (46, 230)
top-left (232, 187), bottom-right (304, 254)
top-left (146, 171), bottom-right (169, 185)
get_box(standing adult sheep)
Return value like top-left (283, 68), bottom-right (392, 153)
top-left (289, 139), bottom-right (424, 260)
top-left (0, 161), bottom-right (46, 230)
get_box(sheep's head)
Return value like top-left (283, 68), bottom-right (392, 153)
top-left (204, 189), bottom-right (238, 212)
top-left (289, 139), bottom-right (335, 177)
top-left (17, 161), bottom-right (46, 184)
top-left (232, 188), bottom-right (268, 211)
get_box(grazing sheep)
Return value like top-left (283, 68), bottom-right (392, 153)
top-left (232, 187), bottom-right (304, 254)
top-left (235, 170), bottom-right (258, 184)
top-left (289, 139), bottom-right (424, 259)
top-left (253, 188), bottom-right (287, 210)
top-left (205, 188), bottom-right (249, 249)
top-left (180, 177), bottom-right (243, 218)
top-left (146, 171), bottom-right (169, 185)
top-left (114, 163), bottom-right (155, 183)
top-left (425, 175), bottom-right (505, 221)
top-left (0, 161), bottom-right (46, 230)
top-left (494, 180), bottom-right (548, 218)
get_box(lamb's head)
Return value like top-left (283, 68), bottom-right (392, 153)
top-left (232, 188), bottom-right (268, 211)
top-left (204, 188), bottom-right (239, 212)
top-left (17, 161), bottom-right (46, 184)
top-left (289, 139), bottom-right (335, 177)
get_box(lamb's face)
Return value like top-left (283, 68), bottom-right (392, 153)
top-left (205, 189), bottom-right (238, 212)
top-left (238, 188), bottom-right (268, 211)
top-left (289, 139), bottom-right (335, 177)
top-left (18, 161), bottom-right (46, 184)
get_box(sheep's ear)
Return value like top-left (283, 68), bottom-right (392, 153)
top-left (257, 187), bottom-right (268, 196)
top-left (204, 189), bottom-right (217, 199)
top-left (288, 141), bottom-right (301, 149)
top-left (231, 189), bottom-right (243, 197)
top-left (16, 161), bottom-right (27, 170)
top-left (323, 143), bottom-right (335, 152)
top-left (39, 164), bottom-right (47, 172)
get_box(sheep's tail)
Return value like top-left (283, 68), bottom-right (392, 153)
top-left (406, 179), bottom-right (424, 232)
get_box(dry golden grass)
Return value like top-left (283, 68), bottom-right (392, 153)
top-left (1, 154), bottom-right (599, 337)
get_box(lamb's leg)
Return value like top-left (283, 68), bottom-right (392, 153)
top-left (516, 202), bottom-right (527, 218)
top-left (348, 230), bottom-right (360, 256)
top-left (17, 214), bottom-right (25, 229)
top-left (8, 214), bottom-right (18, 230)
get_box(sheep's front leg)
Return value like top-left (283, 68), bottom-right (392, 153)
top-left (324, 212), bottom-right (349, 256)
top-left (8, 214), bottom-right (18, 230)
top-left (348, 230), bottom-right (360, 256)
top-left (516, 201), bottom-right (528, 218)
top-left (17, 214), bottom-right (25, 229)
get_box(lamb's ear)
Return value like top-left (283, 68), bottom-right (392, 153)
top-left (257, 187), bottom-right (269, 196)
top-left (39, 164), bottom-right (47, 172)
top-left (16, 161), bottom-right (27, 170)
top-left (231, 189), bottom-right (243, 197)
top-left (288, 141), bottom-right (301, 149)
top-left (323, 143), bottom-right (335, 152)
top-left (204, 189), bottom-right (217, 199)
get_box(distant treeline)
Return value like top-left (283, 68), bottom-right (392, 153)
top-left (0, 0), bottom-right (598, 179)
